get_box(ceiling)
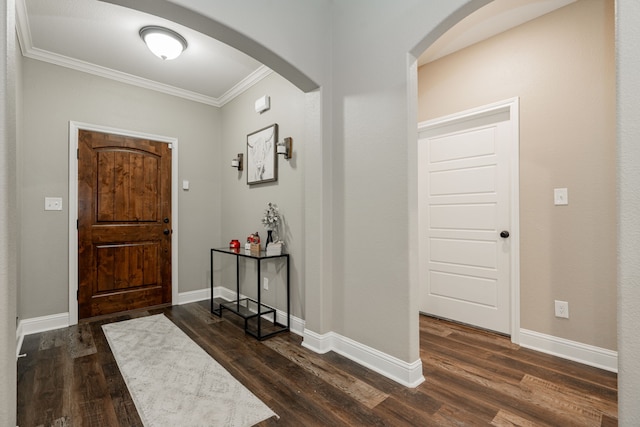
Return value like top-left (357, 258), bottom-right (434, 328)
top-left (420, 0), bottom-right (576, 65)
top-left (16, 0), bottom-right (575, 108)
top-left (16, 0), bottom-right (268, 107)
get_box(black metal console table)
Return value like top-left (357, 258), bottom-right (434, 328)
top-left (210, 247), bottom-right (290, 340)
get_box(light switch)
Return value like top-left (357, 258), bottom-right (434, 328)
top-left (554, 188), bottom-right (568, 206)
top-left (45, 197), bottom-right (63, 211)
top-left (182, 180), bottom-right (190, 191)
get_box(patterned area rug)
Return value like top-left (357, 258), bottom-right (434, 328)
top-left (102, 314), bottom-right (278, 427)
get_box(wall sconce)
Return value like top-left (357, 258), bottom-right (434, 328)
top-left (277, 137), bottom-right (292, 160)
top-left (231, 153), bottom-right (243, 171)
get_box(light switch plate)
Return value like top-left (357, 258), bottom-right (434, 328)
top-left (45, 197), bottom-right (63, 211)
top-left (182, 180), bottom-right (190, 190)
top-left (554, 188), bottom-right (568, 206)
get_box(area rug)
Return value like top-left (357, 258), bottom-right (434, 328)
top-left (102, 314), bottom-right (278, 427)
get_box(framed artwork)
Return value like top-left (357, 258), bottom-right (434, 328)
top-left (247, 124), bottom-right (278, 185)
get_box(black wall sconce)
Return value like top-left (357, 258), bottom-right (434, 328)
top-left (231, 153), bottom-right (243, 171)
top-left (277, 137), bottom-right (292, 160)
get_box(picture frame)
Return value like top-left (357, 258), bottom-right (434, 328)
top-left (247, 124), bottom-right (278, 185)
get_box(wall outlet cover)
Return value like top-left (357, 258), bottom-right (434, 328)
top-left (554, 300), bottom-right (569, 318)
top-left (554, 188), bottom-right (568, 206)
top-left (44, 197), bottom-right (63, 211)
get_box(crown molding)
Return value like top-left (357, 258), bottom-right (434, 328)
top-left (217, 65), bottom-right (273, 107)
top-left (15, 0), bottom-right (271, 107)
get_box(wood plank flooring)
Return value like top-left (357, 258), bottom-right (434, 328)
top-left (17, 301), bottom-right (618, 426)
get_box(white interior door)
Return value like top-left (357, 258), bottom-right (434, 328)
top-left (418, 100), bottom-right (519, 335)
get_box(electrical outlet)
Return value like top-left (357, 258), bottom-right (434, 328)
top-left (263, 277), bottom-right (269, 290)
top-left (44, 197), bottom-right (63, 211)
top-left (555, 300), bottom-right (569, 318)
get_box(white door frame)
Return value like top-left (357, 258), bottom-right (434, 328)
top-left (417, 97), bottom-right (521, 344)
top-left (68, 121), bottom-right (179, 325)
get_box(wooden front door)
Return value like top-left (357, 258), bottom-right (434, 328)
top-left (78, 130), bottom-right (172, 319)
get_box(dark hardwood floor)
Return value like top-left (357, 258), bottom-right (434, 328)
top-left (17, 300), bottom-right (618, 426)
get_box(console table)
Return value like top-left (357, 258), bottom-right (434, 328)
top-left (210, 247), bottom-right (290, 340)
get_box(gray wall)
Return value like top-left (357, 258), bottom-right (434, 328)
top-left (122, 1), bottom-right (640, 421)
top-left (617, 0), bottom-right (640, 423)
top-left (0, 0), bottom-right (17, 424)
top-left (218, 72), bottom-right (306, 319)
top-left (327, 0), bottom-right (477, 361)
top-left (19, 58), bottom-right (221, 319)
top-left (4, 1), bottom-right (640, 424)
top-left (105, 0), bottom-right (493, 364)
top-left (19, 58), bottom-right (307, 321)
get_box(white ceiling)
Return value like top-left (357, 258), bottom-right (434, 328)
top-left (16, 0), bottom-right (269, 107)
top-left (16, 0), bottom-right (575, 107)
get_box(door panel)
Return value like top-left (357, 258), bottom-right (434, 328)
top-left (429, 165), bottom-right (496, 195)
top-left (95, 243), bottom-right (160, 291)
top-left (430, 238), bottom-right (497, 268)
top-left (429, 271), bottom-right (497, 307)
top-left (97, 151), bottom-right (159, 222)
top-left (78, 130), bottom-right (172, 319)
top-left (419, 109), bottom-right (513, 334)
top-left (429, 126), bottom-right (495, 162)
top-left (430, 204), bottom-right (496, 230)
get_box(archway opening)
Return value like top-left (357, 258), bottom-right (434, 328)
top-left (412, 0), bottom-right (617, 368)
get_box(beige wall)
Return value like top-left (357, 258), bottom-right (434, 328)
top-left (418, 0), bottom-right (616, 350)
top-left (19, 58), bottom-right (222, 319)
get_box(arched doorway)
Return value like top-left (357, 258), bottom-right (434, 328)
top-left (412, 0), bottom-right (617, 368)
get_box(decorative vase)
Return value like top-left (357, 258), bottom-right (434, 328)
top-left (266, 230), bottom-right (274, 248)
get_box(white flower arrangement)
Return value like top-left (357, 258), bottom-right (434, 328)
top-left (261, 202), bottom-right (280, 231)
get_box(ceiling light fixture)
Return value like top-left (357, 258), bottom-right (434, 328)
top-left (139, 26), bottom-right (188, 60)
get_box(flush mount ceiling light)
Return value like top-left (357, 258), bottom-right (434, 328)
top-left (139, 26), bottom-right (188, 60)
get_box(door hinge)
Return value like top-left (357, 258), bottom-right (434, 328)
top-left (77, 148), bottom-right (79, 159)
top-left (77, 219), bottom-right (79, 229)
top-left (76, 290), bottom-right (79, 300)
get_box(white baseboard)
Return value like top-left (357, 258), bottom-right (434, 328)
top-left (520, 328), bottom-right (618, 373)
top-left (178, 288), bottom-right (212, 305)
top-left (14, 303), bottom-right (615, 384)
top-left (216, 286), bottom-right (237, 302)
top-left (20, 312), bottom-right (70, 335)
top-left (16, 322), bottom-right (24, 359)
top-left (13, 288), bottom-right (306, 356)
top-left (301, 329), bottom-right (334, 354)
top-left (16, 312), bottom-right (70, 357)
top-left (300, 327), bottom-right (619, 387)
top-left (302, 329), bottom-right (425, 388)
top-left (273, 307), bottom-right (304, 336)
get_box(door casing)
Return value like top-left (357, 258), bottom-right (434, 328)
top-left (417, 98), bottom-right (521, 344)
top-left (68, 121), bottom-right (179, 325)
